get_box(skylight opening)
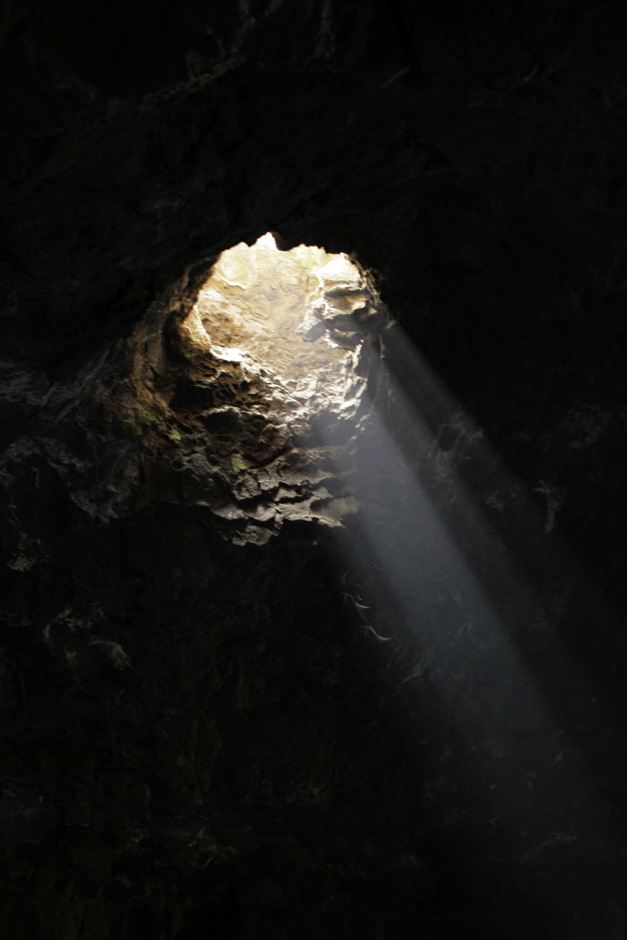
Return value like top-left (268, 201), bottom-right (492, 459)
top-left (179, 232), bottom-right (382, 395)
top-left (149, 232), bottom-right (388, 541)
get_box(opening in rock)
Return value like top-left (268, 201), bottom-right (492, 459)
top-left (93, 234), bottom-right (388, 544)
top-left (178, 232), bottom-right (382, 416)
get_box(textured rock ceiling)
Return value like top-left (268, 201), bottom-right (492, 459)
top-left (2, 1), bottom-right (627, 937)
top-left (73, 235), bottom-right (381, 542)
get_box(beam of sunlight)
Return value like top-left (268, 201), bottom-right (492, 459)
top-left (323, 318), bottom-right (624, 924)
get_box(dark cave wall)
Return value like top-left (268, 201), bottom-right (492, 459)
top-left (2, 1), bottom-right (627, 938)
top-left (4, 0), bottom-right (626, 370)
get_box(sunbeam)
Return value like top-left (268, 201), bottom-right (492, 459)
top-left (325, 317), bottom-right (625, 932)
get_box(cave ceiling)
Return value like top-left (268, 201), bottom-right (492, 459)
top-left (2, 1), bottom-right (627, 937)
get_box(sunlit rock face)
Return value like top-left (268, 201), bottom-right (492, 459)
top-left (70, 235), bottom-right (386, 544)
top-left (176, 236), bottom-right (375, 442)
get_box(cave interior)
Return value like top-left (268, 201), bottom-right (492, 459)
top-left (2, 1), bottom-right (627, 937)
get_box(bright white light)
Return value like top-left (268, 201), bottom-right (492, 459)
top-left (178, 233), bottom-right (380, 421)
top-left (255, 232), bottom-right (278, 250)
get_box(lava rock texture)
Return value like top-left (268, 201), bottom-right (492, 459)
top-left (2, 1), bottom-right (627, 937)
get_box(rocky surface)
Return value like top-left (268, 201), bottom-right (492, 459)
top-left (2, 1), bottom-right (627, 937)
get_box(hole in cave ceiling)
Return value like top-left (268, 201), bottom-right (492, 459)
top-left (179, 231), bottom-right (381, 407)
top-left (105, 233), bottom-right (389, 544)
